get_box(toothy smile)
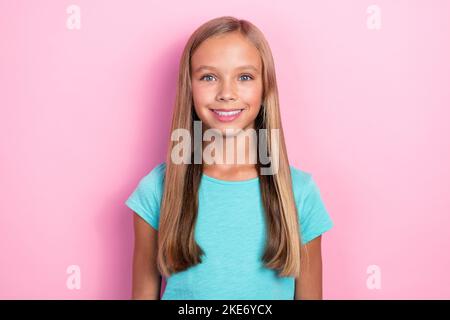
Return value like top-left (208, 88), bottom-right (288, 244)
top-left (212, 109), bottom-right (243, 116)
top-left (209, 108), bottom-right (244, 122)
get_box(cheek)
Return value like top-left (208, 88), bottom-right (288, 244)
top-left (192, 86), bottom-right (214, 110)
top-left (192, 87), bottom-right (214, 123)
top-left (240, 85), bottom-right (263, 109)
top-left (192, 85), bottom-right (207, 115)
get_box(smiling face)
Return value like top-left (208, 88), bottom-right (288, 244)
top-left (190, 31), bottom-right (264, 135)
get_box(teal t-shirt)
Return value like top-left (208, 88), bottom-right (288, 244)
top-left (125, 162), bottom-right (333, 300)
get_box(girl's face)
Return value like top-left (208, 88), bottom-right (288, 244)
top-left (191, 31), bottom-right (263, 135)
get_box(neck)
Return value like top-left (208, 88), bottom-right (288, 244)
top-left (201, 128), bottom-right (258, 167)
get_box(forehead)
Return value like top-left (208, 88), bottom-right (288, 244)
top-left (191, 32), bottom-right (262, 72)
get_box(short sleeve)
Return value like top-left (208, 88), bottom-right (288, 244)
top-left (297, 175), bottom-right (334, 244)
top-left (125, 163), bottom-right (165, 230)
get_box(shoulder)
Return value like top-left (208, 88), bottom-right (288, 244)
top-left (136, 162), bottom-right (166, 194)
top-left (289, 165), bottom-right (313, 186)
top-left (125, 162), bottom-right (166, 230)
top-left (289, 164), bottom-right (334, 244)
top-left (142, 162), bottom-right (166, 182)
top-left (289, 165), bottom-right (314, 203)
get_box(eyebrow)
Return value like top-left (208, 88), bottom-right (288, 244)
top-left (193, 65), bottom-right (259, 73)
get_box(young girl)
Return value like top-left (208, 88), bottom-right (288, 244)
top-left (125, 16), bottom-right (333, 300)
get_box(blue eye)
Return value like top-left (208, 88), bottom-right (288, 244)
top-left (240, 74), bottom-right (253, 81)
top-left (200, 74), bottom-right (215, 81)
top-left (199, 74), bottom-right (254, 81)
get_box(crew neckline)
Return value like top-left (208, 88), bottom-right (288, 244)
top-left (201, 173), bottom-right (259, 185)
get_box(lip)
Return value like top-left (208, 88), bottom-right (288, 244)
top-left (209, 108), bottom-right (244, 123)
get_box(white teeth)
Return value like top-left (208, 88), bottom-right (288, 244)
top-left (213, 109), bottom-right (242, 116)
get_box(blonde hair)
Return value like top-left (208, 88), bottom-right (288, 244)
top-left (157, 16), bottom-right (307, 278)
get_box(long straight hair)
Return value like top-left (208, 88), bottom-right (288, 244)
top-left (157, 16), bottom-right (308, 278)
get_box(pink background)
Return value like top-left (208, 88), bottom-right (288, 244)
top-left (1, 0), bottom-right (449, 299)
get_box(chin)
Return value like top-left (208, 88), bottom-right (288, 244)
top-left (217, 123), bottom-right (256, 137)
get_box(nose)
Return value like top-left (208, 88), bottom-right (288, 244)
top-left (217, 80), bottom-right (237, 102)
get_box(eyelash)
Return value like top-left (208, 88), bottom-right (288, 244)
top-left (199, 74), bottom-right (254, 81)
